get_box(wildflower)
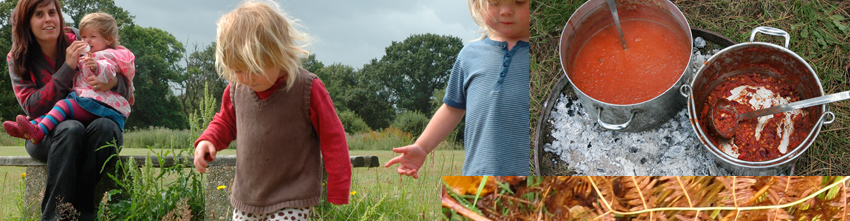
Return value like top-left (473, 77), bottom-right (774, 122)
top-left (20, 173), bottom-right (26, 179)
top-left (217, 185), bottom-right (226, 190)
top-left (322, 183), bottom-right (326, 186)
top-left (350, 191), bottom-right (356, 196)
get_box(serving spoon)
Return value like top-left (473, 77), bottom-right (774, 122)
top-left (710, 90), bottom-right (850, 139)
top-left (606, 0), bottom-right (627, 50)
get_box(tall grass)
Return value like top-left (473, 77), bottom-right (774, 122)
top-left (314, 148), bottom-right (464, 220)
top-left (347, 126), bottom-right (463, 151)
top-left (123, 127), bottom-right (236, 150)
top-left (0, 128), bottom-right (25, 146)
top-left (98, 146), bottom-right (204, 220)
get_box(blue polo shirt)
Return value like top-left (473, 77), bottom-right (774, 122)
top-left (443, 38), bottom-right (529, 176)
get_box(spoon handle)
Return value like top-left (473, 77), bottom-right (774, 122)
top-left (741, 90), bottom-right (850, 120)
top-left (606, 0), bottom-right (627, 50)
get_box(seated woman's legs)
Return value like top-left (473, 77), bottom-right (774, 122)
top-left (76, 118), bottom-right (122, 219)
top-left (25, 118), bottom-right (122, 221)
top-left (27, 120), bottom-right (85, 220)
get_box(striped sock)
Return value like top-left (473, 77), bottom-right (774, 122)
top-left (32, 99), bottom-right (96, 140)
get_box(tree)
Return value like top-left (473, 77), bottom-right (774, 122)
top-left (301, 53), bottom-right (324, 74)
top-left (178, 43), bottom-right (225, 118)
top-left (62, 0), bottom-right (134, 28)
top-left (373, 34), bottom-right (463, 115)
top-left (120, 25), bottom-right (188, 129)
top-left (0, 0), bottom-right (20, 121)
top-left (356, 59), bottom-right (395, 129)
top-left (314, 61), bottom-right (395, 129)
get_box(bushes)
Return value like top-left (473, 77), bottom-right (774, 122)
top-left (390, 110), bottom-right (429, 137)
top-left (338, 110), bottom-right (371, 134)
top-left (346, 127), bottom-right (413, 150)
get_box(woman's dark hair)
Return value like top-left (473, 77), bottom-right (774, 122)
top-left (10, 0), bottom-right (70, 77)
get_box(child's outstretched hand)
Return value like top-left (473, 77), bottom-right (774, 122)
top-left (384, 144), bottom-right (428, 179)
top-left (194, 140), bottom-right (217, 174)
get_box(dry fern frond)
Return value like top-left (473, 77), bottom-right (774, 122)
top-left (829, 180), bottom-right (849, 220)
top-left (620, 176), bottom-right (658, 220)
top-left (717, 176), bottom-right (758, 207)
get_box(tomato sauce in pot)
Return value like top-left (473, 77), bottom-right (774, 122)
top-left (571, 19), bottom-right (690, 105)
top-left (699, 72), bottom-right (814, 161)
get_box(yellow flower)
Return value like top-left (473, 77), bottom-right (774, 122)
top-left (350, 191), bottom-right (356, 196)
top-left (217, 185), bottom-right (226, 190)
top-left (20, 173), bottom-right (26, 179)
top-left (322, 183), bottom-right (326, 186)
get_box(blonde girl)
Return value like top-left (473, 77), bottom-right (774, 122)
top-left (192, 1), bottom-right (351, 220)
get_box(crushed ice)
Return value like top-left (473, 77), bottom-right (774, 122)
top-left (542, 42), bottom-right (730, 176)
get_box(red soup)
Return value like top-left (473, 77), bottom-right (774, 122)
top-left (571, 19), bottom-right (690, 105)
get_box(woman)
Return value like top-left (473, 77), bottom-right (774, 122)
top-left (7, 0), bottom-right (130, 220)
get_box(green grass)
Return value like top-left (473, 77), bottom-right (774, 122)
top-left (0, 146), bottom-right (463, 219)
top-left (530, 0), bottom-right (850, 175)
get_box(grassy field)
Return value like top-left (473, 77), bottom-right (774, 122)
top-left (530, 0), bottom-right (850, 175)
top-left (0, 146), bottom-right (463, 219)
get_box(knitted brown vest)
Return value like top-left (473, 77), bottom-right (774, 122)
top-left (230, 68), bottom-right (321, 214)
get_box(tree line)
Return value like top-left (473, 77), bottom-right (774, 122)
top-left (0, 0), bottom-right (463, 137)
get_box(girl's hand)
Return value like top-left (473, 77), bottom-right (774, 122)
top-left (194, 140), bottom-right (218, 174)
top-left (83, 53), bottom-right (97, 71)
top-left (87, 75), bottom-right (117, 91)
top-left (65, 41), bottom-right (88, 69)
top-left (384, 144), bottom-right (428, 179)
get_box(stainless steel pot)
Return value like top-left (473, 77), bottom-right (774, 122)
top-left (681, 27), bottom-right (836, 175)
top-left (559, 0), bottom-right (693, 132)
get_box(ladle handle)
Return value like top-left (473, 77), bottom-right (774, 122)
top-left (606, 0), bottom-right (627, 50)
top-left (749, 26), bottom-right (790, 48)
top-left (741, 91), bottom-right (850, 120)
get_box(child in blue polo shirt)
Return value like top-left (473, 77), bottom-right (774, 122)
top-left (385, 0), bottom-right (529, 176)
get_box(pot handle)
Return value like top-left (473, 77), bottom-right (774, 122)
top-left (823, 111), bottom-right (836, 125)
top-left (680, 84), bottom-right (692, 97)
top-left (596, 107), bottom-right (636, 131)
top-left (750, 26), bottom-right (790, 48)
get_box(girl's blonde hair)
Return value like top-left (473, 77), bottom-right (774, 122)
top-left (468, 0), bottom-right (511, 40)
top-left (215, 0), bottom-right (310, 91)
top-left (79, 12), bottom-right (120, 48)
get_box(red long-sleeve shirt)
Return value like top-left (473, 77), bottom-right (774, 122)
top-left (195, 77), bottom-right (351, 205)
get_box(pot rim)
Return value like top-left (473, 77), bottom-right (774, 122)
top-left (558, 0), bottom-right (693, 107)
top-left (686, 40), bottom-right (828, 167)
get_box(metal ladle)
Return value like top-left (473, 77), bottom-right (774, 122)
top-left (710, 90), bottom-right (850, 139)
top-left (606, 0), bottom-right (627, 50)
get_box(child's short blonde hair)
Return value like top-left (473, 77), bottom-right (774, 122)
top-left (79, 12), bottom-right (120, 48)
top-left (215, 0), bottom-right (310, 91)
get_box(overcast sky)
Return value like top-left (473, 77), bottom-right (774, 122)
top-left (111, 0), bottom-right (481, 69)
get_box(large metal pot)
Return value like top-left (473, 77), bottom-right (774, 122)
top-left (559, 0), bottom-right (693, 132)
top-left (681, 27), bottom-right (836, 175)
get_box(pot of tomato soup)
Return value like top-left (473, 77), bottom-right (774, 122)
top-left (559, 0), bottom-right (693, 132)
top-left (681, 27), bottom-right (836, 175)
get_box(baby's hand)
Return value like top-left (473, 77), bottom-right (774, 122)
top-left (194, 140), bottom-right (217, 174)
top-left (83, 52), bottom-right (96, 71)
top-left (384, 144), bottom-right (428, 179)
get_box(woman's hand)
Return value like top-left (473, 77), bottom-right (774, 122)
top-left (194, 140), bottom-right (218, 174)
top-left (65, 41), bottom-right (88, 69)
top-left (87, 75), bottom-right (117, 91)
